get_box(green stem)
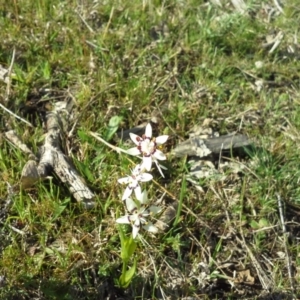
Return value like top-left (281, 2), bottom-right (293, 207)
top-left (120, 260), bottom-right (128, 284)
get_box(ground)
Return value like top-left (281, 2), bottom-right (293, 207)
top-left (0, 0), bottom-right (300, 299)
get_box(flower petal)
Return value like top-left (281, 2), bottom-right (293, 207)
top-left (145, 123), bottom-right (152, 138)
top-left (140, 209), bottom-right (150, 218)
top-left (118, 177), bottom-right (130, 184)
top-left (129, 133), bottom-right (141, 145)
top-left (142, 156), bottom-right (152, 171)
top-left (127, 147), bottom-right (140, 156)
top-left (125, 197), bottom-right (137, 212)
top-left (133, 185), bottom-right (142, 200)
top-left (128, 214), bottom-right (138, 223)
top-left (143, 222), bottom-right (158, 233)
top-left (149, 205), bottom-right (162, 215)
top-left (139, 190), bottom-right (149, 205)
top-left (156, 135), bottom-right (168, 145)
top-left (132, 164), bottom-right (142, 175)
top-left (132, 225), bottom-right (140, 239)
top-left (122, 186), bottom-right (133, 201)
top-left (153, 150), bottom-right (166, 161)
top-left (134, 217), bottom-right (141, 228)
top-left (128, 179), bottom-right (138, 189)
top-left (132, 218), bottom-right (141, 239)
top-left (154, 160), bottom-right (165, 178)
top-left (139, 173), bottom-right (153, 182)
top-left (116, 215), bottom-right (130, 224)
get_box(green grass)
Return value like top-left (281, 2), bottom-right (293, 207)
top-left (1, 0), bottom-right (300, 299)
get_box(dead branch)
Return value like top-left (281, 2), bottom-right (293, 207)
top-left (173, 133), bottom-right (252, 157)
top-left (4, 130), bottom-right (36, 158)
top-left (4, 101), bottom-right (95, 208)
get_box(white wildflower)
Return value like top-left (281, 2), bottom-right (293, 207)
top-left (118, 164), bottom-right (153, 201)
top-left (127, 123), bottom-right (168, 176)
top-left (116, 191), bottom-right (162, 238)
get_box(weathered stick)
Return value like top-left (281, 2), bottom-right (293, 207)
top-left (39, 111), bottom-right (94, 207)
top-left (5, 103), bottom-right (95, 208)
top-left (173, 134), bottom-right (252, 157)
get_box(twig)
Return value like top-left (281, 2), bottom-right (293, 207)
top-left (103, 6), bottom-right (114, 37)
top-left (76, 11), bottom-right (94, 33)
top-left (5, 48), bottom-right (16, 101)
top-left (4, 130), bottom-right (36, 158)
top-left (0, 182), bottom-right (15, 225)
top-left (8, 225), bottom-right (26, 235)
top-left (238, 178), bottom-right (274, 290)
top-left (269, 31), bottom-right (284, 54)
top-left (85, 40), bottom-right (109, 51)
top-left (0, 102), bottom-right (34, 127)
top-left (0, 49), bottom-right (33, 127)
top-left (237, 235), bottom-right (273, 290)
top-left (230, 0), bottom-right (248, 14)
top-left (273, 0), bottom-right (284, 14)
top-left (276, 193), bottom-right (295, 293)
top-left (210, 184), bottom-right (271, 286)
top-left (88, 131), bottom-right (131, 155)
top-left (277, 193), bottom-right (287, 233)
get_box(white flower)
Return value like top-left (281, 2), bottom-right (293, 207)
top-left (127, 123), bottom-right (168, 176)
top-left (118, 164), bottom-right (153, 201)
top-left (116, 191), bottom-right (162, 239)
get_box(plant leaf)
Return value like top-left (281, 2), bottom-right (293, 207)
top-left (105, 116), bottom-right (122, 141)
top-left (51, 198), bottom-right (70, 222)
top-left (120, 259), bottom-right (137, 288)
